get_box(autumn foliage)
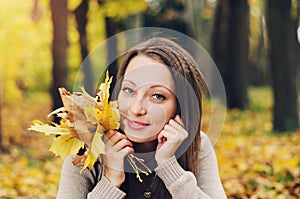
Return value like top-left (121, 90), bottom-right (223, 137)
top-left (214, 88), bottom-right (300, 198)
top-left (1, 87), bottom-right (299, 198)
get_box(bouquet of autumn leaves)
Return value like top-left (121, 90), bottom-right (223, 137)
top-left (28, 72), bottom-right (151, 181)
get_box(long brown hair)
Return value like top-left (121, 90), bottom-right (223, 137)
top-left (115, 37), bottom-right (205, 198)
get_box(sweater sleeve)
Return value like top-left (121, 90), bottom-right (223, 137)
top-left (155, 132), bottom-right (227, 199)
top-left (56, 155), bottom-right (126, 199)
top-left (87, 176), bottom-right (126, 199)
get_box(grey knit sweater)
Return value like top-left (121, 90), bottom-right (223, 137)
top-left (57, 132), bottom-right (227, 198)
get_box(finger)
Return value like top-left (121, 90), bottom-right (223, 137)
top-left (166, 122), bottom-right (187, 135)
top-left (158, 129), bottom-right (174, 142)
top-left (103, 130), bottom-right (117, 143)
top-left (119, 146), bottom-right (134, 157)
top-left (157, 132), bottom-right (165, 143)
top-left (162, 125), bottom-right (188, 142)
top-left (108, 132), bottom-right (127, 146)
top-left (169, 118), bottom-right (183, 130)
top-left (114, 138), bottom-right (133, 151)
top-left (163, 124), bottom-right (179, 134)
top-left (174, 115), bottom-right (184, 126)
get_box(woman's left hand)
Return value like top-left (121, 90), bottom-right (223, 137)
top-left (155, 115), bottom-right (188, 166)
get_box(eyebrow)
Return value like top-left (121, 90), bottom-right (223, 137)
top-left (123, 79), bottom-right (173, 93)
top-left (122, 79), bottom-right (136, 86)
top-left (149, 85), bottom-right (173, 92)
top-left (123, 79), bottom-right (135, 84)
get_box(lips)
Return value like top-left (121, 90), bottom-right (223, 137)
top-left (126, 118), bottom-right (149, 130)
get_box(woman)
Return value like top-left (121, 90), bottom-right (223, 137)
top-left (57, 37), bottom-right (226, 198)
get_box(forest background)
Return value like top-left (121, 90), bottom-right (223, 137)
top-left (0, 0), bottom-right (300, 198)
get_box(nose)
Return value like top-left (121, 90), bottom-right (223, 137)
top-left (128, 95), bottom-right (147, 116)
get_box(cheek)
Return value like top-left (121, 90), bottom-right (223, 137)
top-left (148, 105), bottom-right (170, 128)
top-left (117, 94), bottom-right (128, 113)
top-left (149, 100), bottom-right (177, 120)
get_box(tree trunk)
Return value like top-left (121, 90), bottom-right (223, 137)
top-left (227, 0), bottom-right (249, 109)
top-left (184, 0), bottom-right (205, 45)
top-left (120, 13), bottom-right (143, 46)
top-left (50, 0), bottom-right (68, 123)
top-left (212, 0), bottom-right (249, 109)
top-left (74, 0), bottom-right (94, 94)
top-left (105, 17), bottom-right (118, 94)
top-left (266, 0), bottom-right (299, 131)
top-left (249, 15), bottom-right (269, 86)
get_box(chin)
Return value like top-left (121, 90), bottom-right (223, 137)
top-left (126, 134), bottom-right (157, 143)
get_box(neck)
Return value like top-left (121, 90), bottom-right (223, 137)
top-left (132, 139), bottom-right (158, 153)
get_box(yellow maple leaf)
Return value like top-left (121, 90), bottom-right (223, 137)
top-left (95, 102), bottom-right (120, 131)
top-left (83, 152), bottom-right (97, 171)
top-left (90, 130), bottom-right (106, 156)
top-left (97, 71), bottom-right (112, 105)
top-left (83, 131), bottom-right (105, 170)
top-left (89, 71), bottom-right (120, 131)
top-left (28, 120), bottom-right (70, 136)
top-left (49, 134), bottom-right (84, 159)
top-left (84, 107), bottom-right (100, 124)
top-left (28, 71), bottom-right (124, 173)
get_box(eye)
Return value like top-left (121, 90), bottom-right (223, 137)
top-left (122, 87), bottom-right (134, 95)
top-left (152, 93), bottom-right (166, 101)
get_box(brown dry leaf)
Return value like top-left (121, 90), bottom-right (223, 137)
top-left (72, 150), bottom-right (89, 167)
top-left (58, 87), bottom-right (100, 147)
top-left (59, 88), bottom-right (94, 120)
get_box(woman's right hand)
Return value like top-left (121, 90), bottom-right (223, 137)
top-left (103, 130), bottom-right (134, 187)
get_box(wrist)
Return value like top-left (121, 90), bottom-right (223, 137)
top-left (105, 168), bottom-right (125, 187)
top-left (155, 156), bottom-right (185, 187)
top-left (156, 157), bottom-right (169, 166)
top-left (155, 154), bottom-right (173, 166)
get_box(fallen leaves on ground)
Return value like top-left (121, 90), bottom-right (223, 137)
top-left (0, 87), bottom-right (299, 198)
top-left (213, 87), bottom-right (300, 198)
top-left (0, 151), bottom-right (63, 199)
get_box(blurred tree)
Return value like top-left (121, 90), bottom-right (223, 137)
top-left (212, 0), bottom-right (250, 109)
top-left (31, 0), bottom-right (42, 22)
top-left (143, 0), bottom-right (188, 34)
top-left (74, 0), bottom-right (94, 94)
top-left (104, 16), bottom-right (118, 92)
top-left (96, 0), bottom-right (120, 93)
top-left (183, 0), bottom-right (216, 51)
top-left (119, 13), bottom-right (144, 50)
top-left (266, 0), bottom-right (299, 131)
top-left (50, 0), bottom-right (68, 123)
top-left (97, 0), bottom-right (147, 93)
top-left (248, 1), bottom-right (269, 86)
top-left (249, 16), bottom-right (269, 86)
top-left (184, 0), bottom-right (205, 43)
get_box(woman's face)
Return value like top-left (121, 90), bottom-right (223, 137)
top-left (118, 55), bottom-right (177, 143)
